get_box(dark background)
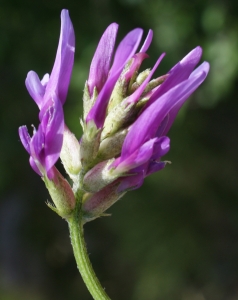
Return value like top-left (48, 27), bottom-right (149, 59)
top-left (1, 0), bottom-right (238, 299)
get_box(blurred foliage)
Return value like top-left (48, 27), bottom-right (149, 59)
top-left (1, 0), bottom-right (238, 299)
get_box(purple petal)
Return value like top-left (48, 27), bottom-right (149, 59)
top-left (86, 28), bottom-right (144, 128)
top-left (29, 157), bottom-right (42, 176)
top-left (122, 61), bottom-right (209, 156)
top-left (87, 23), bottom-right (119, 96)
top-left (44, 9), bottom-right (75, 106)
top-left (30, 122), bottom-right (45, 167)
top-left (126, 52), bottom-right (165, 105)
top-left (117, 172), bottom-right (144, 193)
top-left (155, 114), bottom-right (169, 137)
top-left (158, 62), bottom-right (210, 136)
top-left (19, 125), bottom-right (44, 176)
top-left (113, 137), bottom-right (158, 172)
top-left (128, 137), bottom-right (170, 174)
top-left (189, 61), bottom-right (209, 78)
top-left (146, 161), bottom-right (166, 176)
top-left (147, 46), bottom-right (203, 107)
top-left (110, 28), bottom-right (143, 75)
top-left (41, 74), bottom-right (49, 87)
top-left (25, 71), bottom-right (45, 108)
top-left (124, 52), bottom-right (149, 82)
top-left (43, 96), bottom-right (64, 178)
top-left (29, 95), bottom-right (64, 179)
top-left (151, 136), bottom-right (170, 159)
top-left (19, 125), bottom-right (31, 154)
top-left (139, 29), bottom-right (153, 53)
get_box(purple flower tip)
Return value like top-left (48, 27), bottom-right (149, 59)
top-left (87, 23), bottom-right (119, 96)
top-left (86, 25), bottom-right (145, 128)
top-left (20, 10), bottom-right (74, 178)
top-left (25, 9), bottom-right (75, 111)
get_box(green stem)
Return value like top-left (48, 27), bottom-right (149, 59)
top-left (68, 193), bottom-right (111, 300)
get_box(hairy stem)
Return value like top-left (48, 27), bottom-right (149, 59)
top-left (68, 192), bottom-right (111, 300)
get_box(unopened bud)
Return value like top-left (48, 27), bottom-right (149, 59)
top-left (142, 74), bottom-right (168, 96)
top-left (136, 68), bottom-right (151, 84)
top-left (98, 129), bottom-right (128, 160)
top-left (101, 101), bottom-right (135, 139)
top-left (107, 77), bottom-right (126, 112)
top-left (130, 68), bottom-right (151, 93)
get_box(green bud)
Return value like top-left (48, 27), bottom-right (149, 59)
top-left (107, 58), bottom-right (135, 112)
top-left (142, 74), bottom-right (169, 96)
top-left (129, 68), bottom-right (151, 94)
top-left (107, 77), bottom-right (127, 112)
top-left (101, 101), bottom-right (134, 140)
top-left (136, 68), bottom-right (151, 85)
top-left (98, 129), bottom-right (128, 161)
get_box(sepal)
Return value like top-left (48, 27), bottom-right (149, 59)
top-left (60, 126), bottom-right (81, 181)
top-left (83, 81), bottom-right (98, 121)
top-left (82, 180), bottom-right (126, 223)
top-left (44, 167), bottom-right (75, 218)
top-left (98, 129), bottom-right (128, 160)
top-left (101, 101), bottom-right (135, 139)
top-left (83, 159), bottom-right (118, 193)
top-left (80, 120), bottom-right (102, 169)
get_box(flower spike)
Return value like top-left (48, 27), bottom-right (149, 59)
top-left (19, 13), bottom-right (210, 300)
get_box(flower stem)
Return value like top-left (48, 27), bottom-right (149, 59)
top-left (68, 193), bottom-right (111, 300)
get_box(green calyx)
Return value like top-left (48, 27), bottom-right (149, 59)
top-left (43, 168), bottom-right (76, 219)
top-left (80, 120), bottom-right (102, 170)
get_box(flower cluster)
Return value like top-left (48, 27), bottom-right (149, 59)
top-left (19, 10), bottom-right (209, 221)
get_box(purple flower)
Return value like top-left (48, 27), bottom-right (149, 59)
top-left (19, 10), bottom-right (75, 179)
top-left (25, 10), bottom-right (75, 112)
top-left (86, 24), bottom-right (154, 129)
top-left (19, 96), bottom-right (64, 179)
top-left (82, 25), bottom-right (209, 196)
top-left (110, 48), bottom-right (210, 192)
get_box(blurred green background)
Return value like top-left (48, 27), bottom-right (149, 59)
top-left (1, 0), bottom-right (238, 299)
